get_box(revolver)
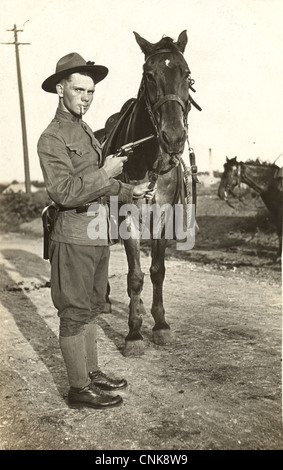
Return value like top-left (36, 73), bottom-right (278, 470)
top-left (114, 134), bottom-right (155, 157)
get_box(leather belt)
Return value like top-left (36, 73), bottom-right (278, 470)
top-left (76, 202), bottom-right (98, 214)
top-left (58, 198), bottom-right (102, 214)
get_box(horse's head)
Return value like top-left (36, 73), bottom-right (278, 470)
top-left (218, 157), bottom-right (241, 203)
top-left (134, 31), bottom-right (191, 165)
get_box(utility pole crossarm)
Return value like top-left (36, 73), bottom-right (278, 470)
top-left (1, 42), bottom-right (30, 45)
top-left (1, 24), bottom-right (31, 194)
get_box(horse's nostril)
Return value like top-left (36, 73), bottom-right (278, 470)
top-left (162, 129), bottom-right (186, 147)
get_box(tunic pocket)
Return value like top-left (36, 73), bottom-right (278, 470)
top-left (66, 142), bottom-right (90, 159)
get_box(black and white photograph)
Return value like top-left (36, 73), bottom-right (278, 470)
top-left (0, 0), bottom-right (282, 452)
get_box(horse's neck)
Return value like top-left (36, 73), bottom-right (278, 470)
top-left (241, 164), bottom-right (275, 194)
top-left (119, 97), bottom-right (158, 181)
top-left (130, 95), bottom-right (155, 139)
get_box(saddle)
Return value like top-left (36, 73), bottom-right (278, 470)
top-left (101, 98), bottom-right (137, 160)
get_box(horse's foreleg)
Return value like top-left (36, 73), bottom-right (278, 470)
top-left (150, 238), bottom-right (172, 345)
top-left (123, 238), bottom-right (145, 356)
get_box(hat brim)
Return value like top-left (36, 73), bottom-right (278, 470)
top-left (42, 65), bottom-right (109, 93)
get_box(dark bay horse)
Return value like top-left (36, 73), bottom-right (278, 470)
top-left (101, 31), bottom-right (200, 356)
top-left (218, 157), bottom-right (282, 261)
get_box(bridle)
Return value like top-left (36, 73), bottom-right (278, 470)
top-left (139, 48), bottom-right (200, 203)
top-left (227, 163), bottom-right (242, 191)
top-left (144, 49), bottom-right (190, 120)
top-left (141, 48), bottom-right (192, 140)
top-left (223, 162), bottom-right (245, 207)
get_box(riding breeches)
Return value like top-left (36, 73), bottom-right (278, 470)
top-left (49, 240), bottom-right (109, 337)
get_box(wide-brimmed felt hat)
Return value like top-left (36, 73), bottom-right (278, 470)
top-left (42, 52), bottom-right (109, 93)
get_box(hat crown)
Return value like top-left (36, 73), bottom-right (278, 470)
top-left (42, 52), bottom-right (108, 93)
top-left (56, 53), bottom-right (88, 74)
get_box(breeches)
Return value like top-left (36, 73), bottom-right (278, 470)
top-left (49, 241), bottom-right (109, 337)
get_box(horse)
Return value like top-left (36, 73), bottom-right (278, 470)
top-left (218, 157), bottom-right (282, 261)
top-left (99, 31), bottom-right (201, 356)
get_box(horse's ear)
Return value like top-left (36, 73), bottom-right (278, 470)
top-left (133, 32), bottom-right (153, 57)
top-left (176, 30), bottom-right (188, 53)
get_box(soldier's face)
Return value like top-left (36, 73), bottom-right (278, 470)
top-left (56, 73), bottom-right (95, 117)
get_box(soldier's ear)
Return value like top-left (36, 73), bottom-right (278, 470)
top-left (56, 83), bottom-right (64, 97)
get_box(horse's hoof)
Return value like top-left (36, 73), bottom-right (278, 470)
top-left (153, 329), bottom-right (172, 345)
top-left (123, 340), bottom-right (144, 357)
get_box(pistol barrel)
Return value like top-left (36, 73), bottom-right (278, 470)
top-left (131, 135), bottom-right (155, 147)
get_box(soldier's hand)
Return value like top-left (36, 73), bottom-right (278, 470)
top-left (133, 182), bottom-right (156, 200)
top-left (103, 155), bottom-right (128, 178)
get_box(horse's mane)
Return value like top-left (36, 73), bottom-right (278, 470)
top-left (245, 158), bottom-right (277, 168)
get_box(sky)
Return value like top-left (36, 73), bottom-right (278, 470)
top-left (0, 0), bottom-right (283, 183)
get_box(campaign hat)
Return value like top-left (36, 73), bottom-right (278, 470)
top-left (42, 52), bottom-right (108, 93)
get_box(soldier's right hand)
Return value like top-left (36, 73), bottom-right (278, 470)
top-left (103, 155), bottom-right (128, 178)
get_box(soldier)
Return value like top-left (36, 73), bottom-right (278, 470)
top-left (38, 52), bottom-right (153, 409)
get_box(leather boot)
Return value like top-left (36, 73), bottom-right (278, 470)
top-left (85, 322), bottom-right (127, 391)
top-left (59, 334), bottom-right (122, 409)
top-left (89, 370), bottom-right (127, 391)
top-left (68, 384), bottom-right (122, 409)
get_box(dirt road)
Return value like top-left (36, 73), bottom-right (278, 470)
top-left (0, 201), bottom-right (281, 450)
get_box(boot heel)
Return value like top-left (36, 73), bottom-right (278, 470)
top-left (68, 402), bottom-right (85, 409)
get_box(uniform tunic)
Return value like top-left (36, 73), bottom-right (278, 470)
top-left (37, 108), bottom-right (133, 335)
top-left (37, 107), bottom-right (133, 245)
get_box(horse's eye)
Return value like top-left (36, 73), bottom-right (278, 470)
top-left (145, 73), bottom-right (155, 83)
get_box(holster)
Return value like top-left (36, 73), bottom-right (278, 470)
top-left (41, 204), bottom-right (58, 260)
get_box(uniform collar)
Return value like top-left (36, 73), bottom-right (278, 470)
top-left (55, 107), bottom-right (82, 124)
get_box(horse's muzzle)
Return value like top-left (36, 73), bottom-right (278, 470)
top-left (160, 128), bottom-right (186, 155)
top-left (169, 155), bottom-right (181, 166)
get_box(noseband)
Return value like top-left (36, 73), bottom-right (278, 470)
top-left (151, 94), bottom-right (187, 114)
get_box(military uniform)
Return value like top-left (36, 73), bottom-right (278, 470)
top-left (38, 108), bottom-right (133, 337)
top-left (37, 52), bottom-right (144, 409)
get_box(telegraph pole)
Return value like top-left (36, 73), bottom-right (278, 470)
top-left (1, 24), bottom-right (31, 194)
